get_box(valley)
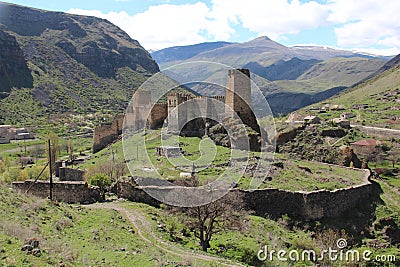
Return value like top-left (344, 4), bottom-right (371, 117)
top-left (0, 1), bottom-right (399, 267)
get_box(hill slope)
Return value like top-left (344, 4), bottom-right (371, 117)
top-left (298, 54), bottom-right (400, 129)
top-left (0, 2), bottom-right (159, 125)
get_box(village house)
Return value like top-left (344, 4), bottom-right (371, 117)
top-left (350, 139), bottom-right (381, 155)
top-left (0, 125), bottom-right (34, 144)
top-left (332, 118), bottom-right (351, 129)
top-left (304, 115), bottom-right (321, 124)
top-left (156, 146), bottom-right (182, 158)
top-left (352, 104), bottom-right (369, 110)
top-left (285, 112), bottom-right (304, 124)
top-left (329, 104), bottom-right (345, 111)
top-left (340, 112), bottom-right (355, 119)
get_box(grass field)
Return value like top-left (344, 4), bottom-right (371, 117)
top-left (0, 184), bottom-right (221, 267)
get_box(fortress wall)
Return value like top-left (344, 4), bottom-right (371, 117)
top-left (93, 122), bottom-right (118, 153)
top-left (148, 103), bottom-right (168, 129)
top-left (211, 95), bottom-right (225, 102)
top-left (93, 114), bottom-right (125, 153)
top-left (12, 180), bottom-right (102, 204)
top-left (114, 114), bottom-right (124, 134)
top-left (112, 169), bottom-right (372, 220)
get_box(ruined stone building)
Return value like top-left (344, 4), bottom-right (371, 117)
top-left (93, 69), bottom-right (259, 152)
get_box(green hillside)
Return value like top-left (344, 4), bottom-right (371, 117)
top-left (300, 57), bottom-right (400, 129)
top-left (0, 2), bottom-right (159, 127)
top-left (297, 57), bottom-right (385, 87)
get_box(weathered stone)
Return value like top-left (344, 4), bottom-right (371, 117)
top-left (112, 168), bottom-right (372, 220)
top-left (12, 180), bottom-right (102, 204)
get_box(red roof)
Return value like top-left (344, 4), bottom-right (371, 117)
top-left (351, 139), bottom-right (378, 146)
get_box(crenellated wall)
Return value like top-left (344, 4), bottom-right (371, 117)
top-left (92, 69), bottom-right (260, 153)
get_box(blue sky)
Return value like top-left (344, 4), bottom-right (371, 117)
top-left (3, 0), bottom-right (400, 56)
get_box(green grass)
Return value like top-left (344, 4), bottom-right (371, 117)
top-left (85, 131), bottom-right (367, 191)
top-left (0, 177), bottom-right (399, 266)
top-left (295, 64), bottom-right (400, 130)
top-left (0, 183), bottom-right (218, 267)
top-left (238, 154), bottom-right (367, 191)
top-left (127, 198), bottom-right (400, 267)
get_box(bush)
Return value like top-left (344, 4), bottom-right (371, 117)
top-left (0, 161), bottom-right (6, 174)
top-left (21, 165), bottom-right (47, 180)
top-left (87, 173), bottom-right (111, 189)
top-left (2, 168), bottom-right (28, 183)
top-left (87, 173), bottom-right (111, 199)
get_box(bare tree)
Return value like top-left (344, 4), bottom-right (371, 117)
top-left (32, 144), bottom-right (45, 159)
top-left (387, 150), bottom-right (399, 168)
top-left (67, 139), bottom-right (74, 161)
top-left (46, 132), bottom-right (59, 174)
top-left (169, 181), bottom-right (249, 252)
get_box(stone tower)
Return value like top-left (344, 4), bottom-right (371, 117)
top-left (167, 93), bottom-right (188, 132)
top-left (125, 90), bottom-right (152, 131)
top-left (225, 69), bottom-right (258, 131)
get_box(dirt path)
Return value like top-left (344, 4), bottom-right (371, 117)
top-left (85, 202), bottom-right (245, 267)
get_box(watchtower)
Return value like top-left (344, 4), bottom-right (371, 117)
top-left (225, 69), bottom-right (258, 130)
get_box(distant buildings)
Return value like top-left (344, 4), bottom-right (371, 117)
top-left (350, 139), bottom-right (380, 155)
top-left (0, 125), bottom-right (34, 144)
top-left (332, 118), bottom-right (351, 129)
top-left (303, 115), bottom-right (321, 124)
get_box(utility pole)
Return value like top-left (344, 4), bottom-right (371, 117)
top-left (48, 139), bottom-right (53, 201)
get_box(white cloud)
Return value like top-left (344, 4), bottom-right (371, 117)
top-left (69, 3), bottom-right (213, 50)
top-left (328, 0), bottom-right (400, 53)
top-left (68, 0), bottom-right (400, 56)
top-left (209, 0), bottom-right (329, 41)
top-left (68, 0), bottom-right (329, 50)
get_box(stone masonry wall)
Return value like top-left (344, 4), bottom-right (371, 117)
top-left (59, 167), bottom-right (85, 181)
top-left (148, 103), bottom-right (168, 129)
top-left (112, 169), bottom-right (372, 220)
top-left (12, 180), bottom-right (102, 204)
top-left (92, 114), bottom-right (124, 153)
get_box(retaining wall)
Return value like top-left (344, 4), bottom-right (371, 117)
top-left (12, 180), bottom-right (102, 204)
top-left (112, 169), bottom-right (372, 220)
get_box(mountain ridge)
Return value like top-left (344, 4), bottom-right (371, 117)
top-left (0, 2), bottom-right (159, 125)
top-left (152, 38), bottom-right (387, 115)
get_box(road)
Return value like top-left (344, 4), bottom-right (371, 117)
top-left (85, 202), bottom-right (245, 267)
top-left (351, 124), bottom-right (400, 138)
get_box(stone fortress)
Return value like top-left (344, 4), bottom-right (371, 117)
top-left (93, 69), bottom-right (260, 153)
top-left (12, 69), bottom-right (376, 220)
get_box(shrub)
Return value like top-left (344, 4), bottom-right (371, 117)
top-left (21, 165), bottom-right (48, 180)
top-left (2, 168), bottom-right (28, 183)
top-left (87, 173), bottom-right (111, 199)
top-left (87, 173), bottom-right (111, 188)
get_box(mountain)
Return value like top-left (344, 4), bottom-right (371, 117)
top-left (151, 41), bottom-right (232, 65)
top-left (243, 57), bottom-right (321, 81)
top-left (152, 37), bottom-right (387, 115)
top-left (0, 2), bottom-right (159, 124)
top-left (152, 36), bottom-right (383, 69)
top-left (323, 55), bottom-right (400, 108)
top-left (297, 57), bottom-right (385, 86)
